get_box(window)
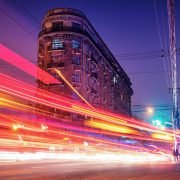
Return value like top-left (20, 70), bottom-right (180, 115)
top-left (51, 54), bottom-right (62, 62)
top-left (113, 76), bottom-right (118, 85)
top-left (52, 38), bottom-right (64, 50)
top-left (52, 22), bottom-right (63, 30)
top-left (72, 92), bottom-right (79, 100)
top-left (72, 73), bottom-right (80, 83)
top-left (72, 40), bottom-right (80, 49)
top-left (121, 93), bottom-right (123, 101)
top-left (72, 22), bottom-right (82, 29)
top-left (50, 72), bottom-right (61, 82)
top-left (72, 56), bottom-right (80, 65)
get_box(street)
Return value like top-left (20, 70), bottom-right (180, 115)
top-left (0, 159), bottom-right (180, 180)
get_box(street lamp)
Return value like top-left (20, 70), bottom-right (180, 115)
top-left (146, 107), bottom-right (154, 115)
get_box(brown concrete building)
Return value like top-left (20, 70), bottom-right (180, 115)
top-left (38, 8), bottom-right (133, 117)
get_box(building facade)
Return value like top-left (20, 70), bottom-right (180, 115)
top-left (38, 8), bottom-right (133, 116)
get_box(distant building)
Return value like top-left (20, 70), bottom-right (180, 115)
top-left (38, 8), bottom-right (133, 117)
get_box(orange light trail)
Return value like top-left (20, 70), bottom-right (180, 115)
top-left (54, 68), bottom-right (95, 110)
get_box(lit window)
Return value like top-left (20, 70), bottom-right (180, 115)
top-left (72, 56), bottom-right (80, 65)
top-left (72, 40), bottom-right (80, 49)
top-left (113, 76), bottom-right (118, 84)
top-left (72, 73), bottom-right (80, 83)
top-left (52, 38), bottom-right (64, 50)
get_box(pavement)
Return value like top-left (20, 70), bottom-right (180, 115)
top-left (0, 159), bottom-right (180, 180)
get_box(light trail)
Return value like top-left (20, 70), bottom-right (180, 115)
top-left (55, 68), bottom-right (95, 110)
top-left (0, 151), bottom-right (171, 163)
top-left (1, 98), bottom-right (173, 144)
top-left (0, 111), bottom-right (170, 155)
top-left (0, 43), bottom-right (60, 84)
top-left (0, 72), bottom-right (174, 138)
top-left (0, 44), bottom-right (176, 155)
top-left (0, 74), bottom-right (178, 141)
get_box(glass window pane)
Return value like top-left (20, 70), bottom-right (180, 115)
top-left (72, 40), bottom-right (80, 49)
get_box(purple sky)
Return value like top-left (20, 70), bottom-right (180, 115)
top-left (0, 0), bottom-right (180, 121)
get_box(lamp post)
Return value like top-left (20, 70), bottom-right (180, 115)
top-left (146, 107), bottom-right (154, 115)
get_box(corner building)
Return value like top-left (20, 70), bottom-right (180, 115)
top-left (38, 8), bottom-right (133, 117)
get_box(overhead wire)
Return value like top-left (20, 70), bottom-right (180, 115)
top-left (0, 8), bottom-right (36, 40)
top-left (153, 0), bottom-right (170, 88)
top-left (116, 49), bottom-right (180, 61)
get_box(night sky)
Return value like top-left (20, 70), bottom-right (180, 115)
top-left (0, 0), bottom-right (180, 121)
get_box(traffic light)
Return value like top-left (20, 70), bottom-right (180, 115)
top-left (151, 116), bottom-right (165, 129)
top-left (152, 119), bottom-right (161, 126)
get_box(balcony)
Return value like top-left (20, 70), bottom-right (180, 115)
top-left (72, 65), bottom-right (81, 71)
top-left (73, 48), bottom-right (81, 55)
top-left (47, 62), bottom-right (65, 68)
top-left (91, 56), bottom-right (98, 64)
top-left (39, 27), bottom-right (86, 38)
top-left (45, 8), bottom-right (86, 20)
top-left (86, 55), bottom-right (91, 61)
top-left (72, 82), bottom-right (81, 88)
top-left (47, 46), bottom-right (65, 52)
top-left (39, 50), bottom-right (44, 57)
top-left (90, 72), bottom-right (98, 79)
top-left (90, 88), bottom-right (97, 95)
top-left (103, 69), bottom-right (107, 75)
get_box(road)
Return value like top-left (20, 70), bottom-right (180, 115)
top-left (0, 159), bottom-right (180, 180)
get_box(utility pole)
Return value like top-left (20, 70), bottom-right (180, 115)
top-left (167, 0), bottom-right (179, 149)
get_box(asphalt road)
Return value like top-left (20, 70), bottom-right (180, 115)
top-left (0, 159), bottom-right (180, 180)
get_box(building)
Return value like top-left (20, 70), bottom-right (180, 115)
top-left (38, 8), bottom-right (133, 118)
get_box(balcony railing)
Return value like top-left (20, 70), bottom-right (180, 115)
top-left (91, 56), bottom-right (98, 64)
top-left (72, 64), bottom-right (81, 71)
top-left (47, 62), bottom-right (65, 68)
top-left (39, 27), bottom-right (86, 38)
top-left (47, 46), bottom-right (65, 51)
top-left (90, 88), bottom-right (97, 95)
top-left (90, 72), bottom-right (98, 79)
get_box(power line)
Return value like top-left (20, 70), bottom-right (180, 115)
top-left (0, 8), bottom-right (36, 40)
top-left (129, 69), bottom-right (180, 75)
top-left (116, 49), bottom-right (180, 61)
top-left (20, 4), bottom-right (41, 25)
